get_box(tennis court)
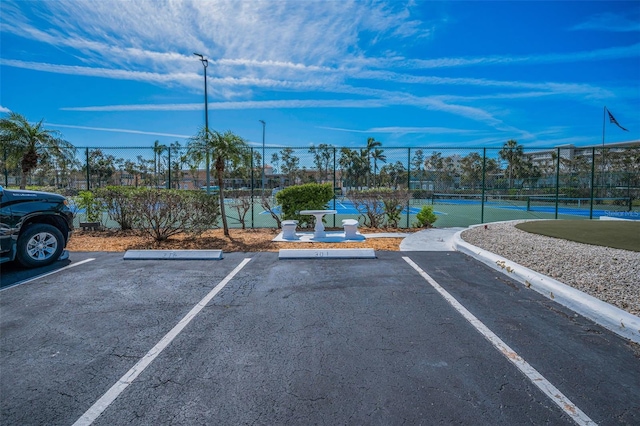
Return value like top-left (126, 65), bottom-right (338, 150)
top-left (428, 194), bottom-right (638, 221)
top-left (259, 199), bottom-right (427, 216)
top-left (81, 193), bottom-right (638, 231)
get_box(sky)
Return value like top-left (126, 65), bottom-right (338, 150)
top-left (1, 0), bottom-right (639, 152)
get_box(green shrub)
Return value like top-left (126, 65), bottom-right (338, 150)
top-left (130, 189), bottom-right (220, 241)
top-left (75, 190), bottom-right (104, 223)
top-left (414, 205), bottom-right (437, 228)
top-left (95, 186), bottom-right (137, 230)
top-left (276, 183), bottom-right (333, 227)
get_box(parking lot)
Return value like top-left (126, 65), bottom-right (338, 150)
top-left (1, 251), bottom-right (639, 425)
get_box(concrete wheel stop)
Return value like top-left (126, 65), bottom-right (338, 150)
top-left (279, 248), bottom-right (376, 259)
top-left (123, 250), bottom-right (223, 260)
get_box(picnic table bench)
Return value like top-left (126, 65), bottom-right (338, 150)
top-left (300, 209), bottom-right (337, 239)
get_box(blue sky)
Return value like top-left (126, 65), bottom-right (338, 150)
top-left (1, 0), bottom-right (639, 151)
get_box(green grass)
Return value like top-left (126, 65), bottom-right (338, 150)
top-left (515, 220), bottom-right (640, 252)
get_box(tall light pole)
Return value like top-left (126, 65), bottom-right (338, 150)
top-left (194, 53), bottom-right (211, 193)
top-left (259, 120), bottom-right (266, 192)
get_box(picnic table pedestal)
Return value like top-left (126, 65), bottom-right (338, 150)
top-left (300, 209), bottom-right (338, 239)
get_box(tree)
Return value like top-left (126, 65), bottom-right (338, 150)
top-left (188, 128), bottom-right (249, 237)
top-left (85, 149), bottom-right (117, 187)
top-left (371, 148), bottom-right (387, 187)
top-left (499, 139), bottom-right (524, 189)
top-left (380, 161), bottom-right (406, 189)
top-left (339, 148), bottom-right (367, 189)
top-left (365, 137), bottom-right (382, 187)
top-left (152, 140), bottom-right (167, 187)
top-left (411, 149), bottom-right (425, 190)
top-left (425, 151), bottom-right (445, 191)
top-left (169, 141), bottom-right (187, 189)
top-left (460, 152), bottom-right (483, 190)
top-left (484, 158), bottom-right (501, 189)
top-left (0, 112), bottom-right (76, 189)
top-left (279, 147), bottom-right (300, 185)
top-left (309, 143), bottom-right (333, 183)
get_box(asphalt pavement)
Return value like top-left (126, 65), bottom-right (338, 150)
top-left (1, 249), bottom-right (638, 425)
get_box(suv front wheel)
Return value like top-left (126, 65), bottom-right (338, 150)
top-left (16, 224), bottom-right (65, 268)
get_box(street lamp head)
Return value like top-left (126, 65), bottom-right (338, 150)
top-left (194, 52), bottom-right (208, 67)
top-left (259, 120), bottom-right (265, 126)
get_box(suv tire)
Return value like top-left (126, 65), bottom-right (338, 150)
top-left (15, 224), bottom-right (65, 268)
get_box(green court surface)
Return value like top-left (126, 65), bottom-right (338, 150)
top-left (515, 220), bottom-right (640, 252)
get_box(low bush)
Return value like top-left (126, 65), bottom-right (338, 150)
top-left (414, 205), bottom-right (437, 228)
top-left (225, 189), bottom-right (253, 229)
top-left (260, 194), bottom-right (282, 228)
top-left (350, 188), bottom-right (410, 228)
top-left (130, 189), bottom-right (220, 241)
top-left (95, 186), bottom-right (137, 230)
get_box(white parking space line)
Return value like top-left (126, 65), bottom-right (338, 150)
top-left (0, 258), bottom-right (95, 292)
top-left (72, 257), bottom-right (252, 426)
top-left (403, 257), bottom-right (596, 426)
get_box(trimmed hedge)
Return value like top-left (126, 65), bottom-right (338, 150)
top-left (276, 183), bottom-right (333, 227)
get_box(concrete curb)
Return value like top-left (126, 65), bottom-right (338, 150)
top-left (452, 225), bottom-right (640, 344)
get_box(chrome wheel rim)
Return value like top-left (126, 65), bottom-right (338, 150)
top-left (26, 232), bottom-right (58, 261)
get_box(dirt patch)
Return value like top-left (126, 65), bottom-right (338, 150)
top-left (66, 227), bottom-right (410, 252)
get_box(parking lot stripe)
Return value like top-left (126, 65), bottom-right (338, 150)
top-left (72, 257), bottom-right (252, 426)
top-left (0, 258), bottom-right (95, 292)
top-left (403, 256), bottom-right (596, 426)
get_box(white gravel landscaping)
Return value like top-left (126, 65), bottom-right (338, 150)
top-left (461, 220), bottom-right (640, 316)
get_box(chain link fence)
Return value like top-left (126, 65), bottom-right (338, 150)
top-left (3, 143), bottom-right (639, 228)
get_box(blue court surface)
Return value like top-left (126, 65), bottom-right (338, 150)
top-left (260, 199), bottom-right (428, 215)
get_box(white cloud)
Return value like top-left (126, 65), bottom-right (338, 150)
top-left (0, 105), bottom-right (11, 113)
top-left (60, 99), bottom-right (388, 112)
top-left (319, 126), bottom-right (476, 135)
top-left (2, 0), bottom-right (423, 67)
top-left (402, 44), bottom-right (640, 69)
top-left (48, 123), bottom-right (190, 138)
top-left (349, 70), bottom-right (614, 98)
top-left (571, 12), bottom-right (640, 32)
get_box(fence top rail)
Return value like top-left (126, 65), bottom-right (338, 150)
top-left (30, 143), bottom-right (638, 151)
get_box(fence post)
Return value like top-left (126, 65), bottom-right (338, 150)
top-left (167, 148), bottom-right (171, 189)
top-left (3, 145), bottom-right (8, 187)
top-left (85, 147), bottom-right (90, 190)
top-left (251, 147), bottom-right (254, 229)
top-left (333, 147), bottom-right (337, 228)
top-left (589, 147), bottom-right (595, 219)
top-left (555, 147), bottom-right (560, 219)
top-left (481, 148), bottom-right (486, 223)
top-left (406, 148), bottom-right (411, 228)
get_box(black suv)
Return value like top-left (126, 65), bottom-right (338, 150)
top-left (0, 186), bottom-right (74, 268)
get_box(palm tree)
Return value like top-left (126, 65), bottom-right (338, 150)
top-left (0, 112), bottom-right (76, 189)
top-left (499, 139), bottom-right (524, 189)
top-left (371, 148), bottom-right (387, 187)
top-left (365, 137), bottom-right (382, 187)
top-left (152, 140), bottom-right (167, 187)
top-left (188, 128), bottom-right (249, 237)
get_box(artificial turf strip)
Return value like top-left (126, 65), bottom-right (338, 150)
top-left (515, 220), bottom-right (640, 252)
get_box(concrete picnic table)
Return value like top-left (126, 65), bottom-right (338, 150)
top-left (300, 209), bottom-right (338, 239)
